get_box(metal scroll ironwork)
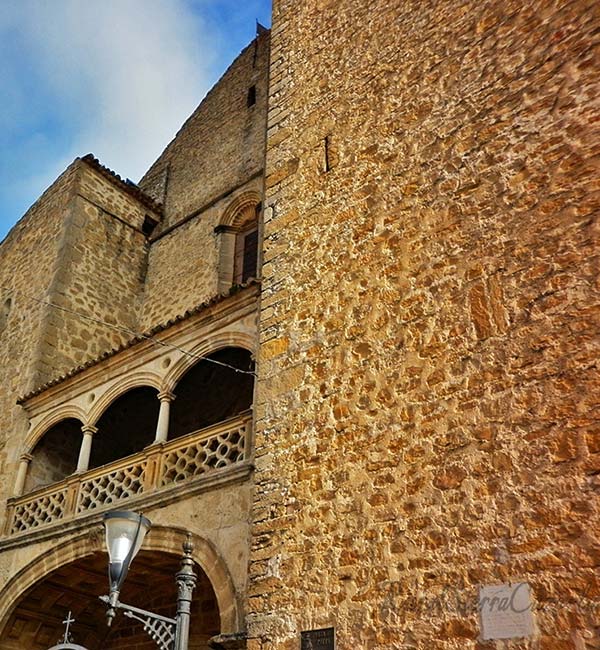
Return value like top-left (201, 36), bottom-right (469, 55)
top-left (99, 534), bottom-right (197, 650)
top-left (98, 596), bottom-right (176, 650)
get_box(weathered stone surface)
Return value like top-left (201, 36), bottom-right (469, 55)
top-left (139, 33), bottom-right (269, 231)
top-left (0, 32), bottom-right (269, 650)
top-left (140, 176), bottom-right (262, 329)
top-left (0, 2), bottom-right (598, 648)
top-left (0, 163), bottom-right (80, 533)
top-left (249, 1), bottom-right (600, 648)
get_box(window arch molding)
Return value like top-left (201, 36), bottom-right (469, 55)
top-left (163, 332), bottom-right (256, 394)
top-left (215, 191), bottom-right (261, 292)
top-left (220, 191), bottom-right (261, 229)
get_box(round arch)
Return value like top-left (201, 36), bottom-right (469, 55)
top-left (220, 191), bottom-right (261, 229)
top-left (0, 524), bottom-right (243, 636)
top-left (88, 371), bottom-right (162, 426)
top-left (164, 332), bottom-right (256, 394)
top-left (24, 405), bottom-right (86, 455)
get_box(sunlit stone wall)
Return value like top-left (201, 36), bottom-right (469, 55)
top-left (249, 1), bottom-right (600, 648)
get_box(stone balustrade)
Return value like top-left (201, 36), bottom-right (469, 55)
top-left (5, 411), bottom-right (251, 536)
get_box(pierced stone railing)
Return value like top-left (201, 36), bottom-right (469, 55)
top-left (5, 412), bottom-right (251, 537)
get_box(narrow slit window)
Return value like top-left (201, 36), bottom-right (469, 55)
top-left (242, 229), bottom-right (258, 281)
top-left (142, 215), bottom-right (158, 236)
top-left (247, 85), bottom-right (257, 107)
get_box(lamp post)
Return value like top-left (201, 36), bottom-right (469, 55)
top-left (99, 510), bottom-right (197, 650)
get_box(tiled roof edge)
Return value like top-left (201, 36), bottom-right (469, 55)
top-left (80, 154), bottom-right (164, 215)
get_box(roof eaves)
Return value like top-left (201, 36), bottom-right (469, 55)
top-left (80, 154), bottom-right (164, 215)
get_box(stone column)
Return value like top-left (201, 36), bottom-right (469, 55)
top-left (76, 424), bottom-right (98, 473)
top-left (215, 225), bottom-right (237, 293)
top-left (14, 453), bottom-right (33, 497)
top-left (155, 392), bottom-right (175, 443)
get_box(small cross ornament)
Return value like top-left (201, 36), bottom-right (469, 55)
top-left (62, 611), bottom-right (75, 643)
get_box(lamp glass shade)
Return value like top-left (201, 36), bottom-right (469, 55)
top-left (103, 511), bottom-right (151, 590)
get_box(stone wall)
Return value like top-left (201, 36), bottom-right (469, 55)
top-left (250, 1), bottom-right (600, 648)
top-left (77, 159), bottom-right (160, 232)
top-left (36, 162), bottom-right (151, 375)
top-left (139, 32), bottom-right (269, 230)
top-left (140, 177), bottom-right (262, 328)
top-left (0, 159), bottom-right (154, 530)
top-left (0, 163), bottom-right (80, 532)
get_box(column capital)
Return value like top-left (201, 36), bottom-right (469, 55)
top-left (19, 453), bottom-right (33, 463)
top-left (158, 391), bottom-right (176, 402)
top-left (81, 424), bottom-right (98, 435)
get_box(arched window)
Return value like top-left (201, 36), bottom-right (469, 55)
top-left (215, 193), bottom-right (261, 292)
top-left (233, 208), bottom-right (259, 284)
top-left (170, 347), bottom-right (254, 441)
top-left (90, 386), bottom-right (159, 469)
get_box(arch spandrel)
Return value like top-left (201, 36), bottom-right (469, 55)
top-left (23, 370), bottom-right (163, 453)
top-left (24, 406), bottom-right (86, 455)
top-left (87, 370), bottom-right (162, 426)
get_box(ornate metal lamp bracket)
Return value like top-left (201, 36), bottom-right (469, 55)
top-left (98, 596), bottom-right (176, 650)
top-left (100, 531), bottom-right (197, 650)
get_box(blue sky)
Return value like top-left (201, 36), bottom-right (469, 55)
top-left (0, 0), bottom-right (271, 241)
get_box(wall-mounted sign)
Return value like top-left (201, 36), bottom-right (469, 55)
top-left (301, 627), bottom-right (335, 649)
top-left (479, 583), bottom-right (534, 640)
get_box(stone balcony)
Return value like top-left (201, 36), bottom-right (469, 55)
top-left (4, 411), bottom-right (252, 540)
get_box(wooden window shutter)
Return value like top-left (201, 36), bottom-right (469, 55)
top-left (242, 229), bottom-right (258, 282)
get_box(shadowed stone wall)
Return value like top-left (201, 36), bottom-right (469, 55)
top-left (139, 176), bottom-right (262, 328)
top-left (0, 164), bottom-right (79, 531)
top-left (0, 157), bottom-right (152, 531)
top-left (139, 32), bottom-right (269, 230)
top-left (250, 1), bottom-right (600, 648)
top-left (37, 161), bottom-right (152, 374)
top-left (139, 32), bottom-right (268, 327)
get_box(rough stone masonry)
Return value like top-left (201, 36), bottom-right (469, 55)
top-left (0, 1), bottom-right (597, 648)
top-left (250, 0), bottom-right (600, 648)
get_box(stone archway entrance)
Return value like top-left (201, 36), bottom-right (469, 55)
top-left (0, 549), bottom-right (220, 650)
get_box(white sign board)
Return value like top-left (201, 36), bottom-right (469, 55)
top-left (479, 583), bottom-right (534, 640)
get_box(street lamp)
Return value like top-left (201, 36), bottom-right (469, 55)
top-left (99, 510), bottom-right (197, 650)
top-left (104, 510), bottom-right (151, 621)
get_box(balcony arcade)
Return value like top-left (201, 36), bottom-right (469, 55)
top-left (8, 346), bottom-right (254, 537)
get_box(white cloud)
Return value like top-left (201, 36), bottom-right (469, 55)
top-left (4, 0), bottom-right (218, 183)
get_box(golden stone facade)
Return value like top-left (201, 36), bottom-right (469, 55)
top-left (0, 2), bottom-right (598, 649)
